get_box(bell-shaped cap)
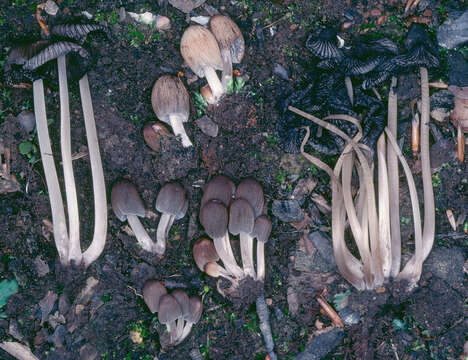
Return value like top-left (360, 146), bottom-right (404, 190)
top-left (252, 215), bottom-right (272, 243)
top-left (228, 198), bottom-right (255, 235)
top-left (171, 289), bottom-right (190, 319)
top-left (193, 238), bottom-right (219, 272)
top-left (187, 296), bottom-right (203, 323)
top-left (235, 178), bottom-right (264, 217)
top-left (151, 75), bottom-right (190, 124)
top-left (201, 175), bottom-right (235, 207)
top-left (111, 181), bottom-right (146, 221)
top-left (209, 15), bottom-right (245, 64)
top-left (156, 182), bottom-right (187, 216)
top-left (199, 200), bottom-right (228, 239)
top-left (143, 280), bottom-right (167, 313)
top-left (158, 294), bottom-right (182, 324)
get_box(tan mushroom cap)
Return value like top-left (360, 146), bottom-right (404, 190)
top-left (158, 294), bottom-right (182, 324)
top-left (252, 215), bottom-right (272, 243)
top-left (209, 15), bottom-right (245, 64)
top-left (111, 181), bottom-right (146, 221)
top-left (151, 75), bottom-right (190, 124)
top-left (143, 280), bottom-right (167, 313)
top-left (199, 200), bottom-right (228, 239)
top-left (235, 178), bottom-right (264, 217)
top-left (201, 175), bottom-right (236, 207)
top-left (193, 238), bottom-right (219, 272)
top-left (171, 289), bottom-right (190, 318)
top-left (228, 198), bottom-right (255, 235)
top-left (187, 296), bottom-right (203, 323)
top-left (156, 182), bottom-right (187, 216)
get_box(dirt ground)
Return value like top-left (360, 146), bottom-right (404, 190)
top-left (0, 0), bottom-right (467, 359)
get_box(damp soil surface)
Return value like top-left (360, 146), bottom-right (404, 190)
top-left (0, 1), bottom-right (467, 360)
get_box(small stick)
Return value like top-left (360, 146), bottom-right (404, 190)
top-left (256, 294), bottom-right (277, 360)
top-left (316, 294), bottom-right (344, 327)
top-left (35, 3), bottom-right (50, 36)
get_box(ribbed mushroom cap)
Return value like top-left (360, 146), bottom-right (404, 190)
top-left (199, 200), bottom-right (228, 239)
top-left (342, 56), bottom-right (381, 76)
top-left (180, 25), bottom-right (223, 77)
top-left (151, 75), bottom-right (190, 124)
top-left (111, 181), bottom-right (146, 221)
top-left (209, 15), bottom-right (245, 63)
top-left (201, 175), bottom-right (236, 207)
top-left (235, 179), bottom-right (264, 217)
top-left (171, 289), bottom-right (190, 318)
top-left (228, 198), bottom-right (255, 235)
top-left (306, 27), bottom-right (343, 60)
top-left (156, 182), bottom-right (187, 216)
top-left (158, 294), bottom-right (182, 324)
top-left (252, 215), bottom-right (272, 243)
top-left (143, 280), bottom-right (167, 313)
top-left (187, 296), bottom-right (203, 324)
top-left (193, 238), bottom-right (219, 272)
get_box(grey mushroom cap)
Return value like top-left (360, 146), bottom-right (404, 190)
top-left (209, 15), bottom-right (245, 63)
top-left (143, 280), bottom-right (167, 314)
top-left (151, 75), bottom-right (190, 124)
top-left (228, 198), bottom-right (255, 235)
top-left (171, 289), bottom-right (190, 318)
top-left (252, 215), bottom-right (272, 243)
top-left (201, 175), bottom-right (236, 207)
top-left (235, 178), bottom-right (264, 217)
top-left (158, 294), bottom-right (182, 324)
top-left (193, 238), bottom-right (219, 272)
top-left (156, 182), bottom-right (187, 216)
top-left (187, 296), bottom-right (203, 323)
top-left (111, 181), bottom-right (146, 221)
top-left (176, 198), bottom-right (189, 220)
top-left (199, 200), bottom-right (228, 239)
top-left (306, 27), bottom-right (343, 60)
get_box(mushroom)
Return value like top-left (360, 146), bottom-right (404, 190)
top-left (448, 85), bottom-right (468, 162)
top-left (235, 178), bottom-right (264, 217)
top-left (158, 294), bottom-right (182, 345)
top-left (111, 181), bottom-right (156, 253)
top-left (180, 25), bottom-right (224, 104)
top-left (209, 15), bottom-right (245, 90)
top-left (171, 289), bottom-right (190, 341)
top-left (143, 122), bottom-right (170, 152)
top-left (155, 182), bottom-right (188, 255)
top-left (201, 175), bottom-right (235, 207)
top-left (143, 280), bottom-right (167, 313)
top-left (151, 75), bottom-right (192, 147)
top-left (193, 238), bottom-right (220, 272)
top-left (176, 296), bottom-right (203, 344)
top-left (204, 262), bottom-right (239, 285)
top-left (252, 215), bottom-right (272, 282)
top-left (306, 27), bottom-right (344, 61)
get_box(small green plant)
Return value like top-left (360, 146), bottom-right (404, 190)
top-left (0, 279), bottom-right (18, 318)
top-left (127, 24), bottom-right (145, 47)
top-left (227, 76), bottom-right (246, 95)
top-left (193, 91), bottom-right (208, 117)
top-left (431, 172), bottom-right (441, 187)
top-left (19, 141), bottom-right (39, 164)
top-left (392, 318), bottom-right (407, 330)
top-left (333, 290), bottom-right (351, 311)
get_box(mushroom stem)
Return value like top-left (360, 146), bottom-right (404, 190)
top-left (177, 322), bottom-right (194, 345)
top-left (175, 318), bottom-right (185, 343)
top-left (256, 294), bottom-right (277, 360)
top-left (239, 232), bottom-right (256, 278)
top-left (213, 235), bottom-right (244, 278)
top-left (457, 122), bottom-right (464, 162)
top-left (79, 75), bottom-right (108, 267)
top-left (203, 66), bottom-right (224, 101)
top-left (58, 55), bottom-right (82, 265)
top-left (345, 76), bottom-right (354, 105)
top-left (0, 341), bottom-right (40, 360)
top-left (411, 113), bottom-right (420, 156)
top-left (377, 134), bottom-right (391, 278)
top-left (256, 240), bottom-right (265, 282)
top-left (220, 48), bottom-right (233, 91)
top-left (33, 79), bottom-right (69, 265)
top-left (169, 114), bottom-right (192, 147)
top-left (166, 320), bottom-right (177, 345)
top-left (127, 215), bottom-right (156, 253)
top-left (156, 213), bottom-right (175, 255)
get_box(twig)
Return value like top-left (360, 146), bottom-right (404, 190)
top-left (256, 294), bottom-right (277, 360)
top-left (262, 15), bottom-right (288, 30)
top-left (316, 294), bottom-right (344, 327)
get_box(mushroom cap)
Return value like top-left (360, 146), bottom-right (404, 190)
top-left (342, 56), bottom-right (381, 76)
top-left (151, 75), bottom-right (190, 124)
top-left (143, 122), bottom-right (170, 152)
top-left (306, 27), bottom-right (343, 60)
top-left (193, 238), bottom-right (219, 272)
top-left (235, 178), bottom-right (264, 217)
top-left (187, 296), bottom-right (203, 323)
top-left (448, 85), bottom-right (468, 100)
top-left (143, 280), bottom-right (167, 314)
top-left (228, 198), bottom-right (255, 235)
top-left (199, 200), bottom-right (228, 239)
top-left (175, 198), bottom-right (189, 220)
top-left (171, 289), bottom-right (190, 318)
top-left (111, 181), bottom-right (146, 221)
top-left (180, 25), bottom-right (223, 78)
top-left (252, 215), bottom-right (272, 243)
top-left (158, 294), bottom-right (182, 324)
top-left (209, 15), bottom-right (245, 64)
top-left (201, 175), bottom-right (236, 207)
top-left (156, 182), bottom-right (187, 216)
top-left (204, 262), bottom-right (223, 278)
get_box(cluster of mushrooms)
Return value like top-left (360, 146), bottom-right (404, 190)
top-left (143, 280), bottom-right (202, 348)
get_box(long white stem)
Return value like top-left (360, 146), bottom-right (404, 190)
top-left (240, 232), bottom-right (256, 278)
top-left (0, 341), bottom-right (40, 360)
top-left (33, 79), bottom-right (69, 265)
top-left (79, 75), bottom-right (108, 267)
top-left (345, 76), bottom-right (353, 105)
top-left (176, 322), bottom-right (194, 345)
top-left (221, 48), bottom-right (233, 91)
top-left (213, 235), bottom-right (244, 278)
top-left (58, 55), bottom-right (81, 265)
top-left (166, 321), bottom-right (177, 345)
top-left (169, 114), bottom-right (192, 147)
top-left (175, 318), bottom-right (185, 343)
top-left (256, 241), bottom-right (265, 281)
top-left (156, 213), bottom-right (175, 255)
top-left (127, 215), bottom-right (156, 253)
top-left (203, 66), bottom-right (224, 102)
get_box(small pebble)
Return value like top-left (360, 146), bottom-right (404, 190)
top-left (338, 307), bottom-right (360, 325)
top-left (155, 15), bottom-right (171, 30)
top-left (273, 63), bottom-right (289, 81)
top-left (196, 116), bottom-right (218, 137)
top-left (44, 0), bottom-right (59, 16)
top-left (272, 199), bottom-right (305, 222)
top-left (341, 21), bottom-right (354, 30)
top-left (17, 110), bottom-right (35, 132)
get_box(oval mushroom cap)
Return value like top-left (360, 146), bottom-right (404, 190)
top-left (175, 198), bottom-right (189, 220)
top-left (209, 15), bottom-right (245, 64)
top-left (187, 296), bottom-right (203, 323)
top-left (235, 178), bottom-right (264, 217)
top-left (199, 200), bottom-right (228, 239)
top-left (156, 182), bottom-right (187, 216)
top-left (204, 262), bottom-right (222, 278)
top-left (201, 175), bottom-right (236, 207)
top-left (111, 181), bottom-right (146, 221)
top-left (151, 75), bottom-right (190, 124)
top-left (228, 198), bottom-right (255, 235)
top-left (180, 25), bottom-right (223, 77)
top-left (252, 215), bottom-right (272, 243)
top-left (193, 238), bottom-right (219, 272)
top-left (158, 294), bottom-right (182, 324)
top-left (171, 289), bottom-right (190, 318)
top-left (143, 280), bottom-right (167, 314)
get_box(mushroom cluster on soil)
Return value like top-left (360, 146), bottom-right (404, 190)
top-left (143, 280), bottom-right (202, 348)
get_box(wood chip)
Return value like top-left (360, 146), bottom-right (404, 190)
top-left (446, 209), bottom-right (457, 231)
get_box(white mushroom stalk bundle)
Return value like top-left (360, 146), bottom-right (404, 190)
top-left (142, 280), bottom-right (203, 348)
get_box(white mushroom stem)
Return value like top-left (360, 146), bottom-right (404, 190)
top-left (213, 235), bottom-right (244, 278)
top-left (239, 232), bottom-right (256, 278)
top-left (377, 134), bottom-right (391, 278)
top-left (58, 55), bottom-right (81, 265)
top-left (127, 215), bottom-right (156, 253)
top-left (156, 213), bottom-right (175, 255)
top-left (203, 66), bottom-right (224, 101)
top-left (0, 341), bottom-right (40, 360)
top-left (33, 79), bottom-right (69, 265)
top-left (79, 75), bottom-right (108, 267)
top-left (175, 317), bottom-right (185, 344)
top-left (256, 240), bottom-right (265, 282)
top-left (176, 322), bottom-right (194, 345)
top-left (345, 76), bottom-right (354, 105)
top-left (220, 48), bottom-right (233, 91)
top-left (169, 114), bottom-right (192, 147)
top-left (166, 321), bottom-right (177, 345)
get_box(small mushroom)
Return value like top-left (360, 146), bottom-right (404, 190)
top-left (158, 294), bottom-right (182, 345)
top-left (201, 175), bottom-right (236, 207)
top-left (155, 182), bottom-right (188, 255)
top-left (111, 181), bottom-right (156, 253)
top-left (180, 25), bottom-right (224, 103)
top-left (235, 178), bottom-right (264, 217)
top-left (204, 262), bottom-right (238, 285)
top-left (252, 215), bottom-right (272, 282)
top-left (209, 15), bottom-right (245, 90)
top-left (143, 122), bottom-right (170, 152)
top-left (193, 238), bottom-right (219, 272)
top-left (143, 280), bottom-right (167, 313)
top-left (171, 289), bottom-right (190, 341)
top-left (306, 27), bottom-right (344, 60)
top-left (176, 296), bottom-right (203, 344)
top-left (448, 85), bottom-right (468, 162)
top-left (151, 75), bottom-right (192, 147)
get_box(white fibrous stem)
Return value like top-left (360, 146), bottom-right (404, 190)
top-left (221, 48), bottom-right (233, 91)
top-left (0, 341), bottom-right (40, 360)
top-left (127, 215), bottom-right (156, 253)
top-left (169, 114), bottom-right (192, 147)
top-left (256, 240), bottom-right (265, 282)
top-left (166, 321), bottom-right (177, 345)
top-left (175, 318), bottom-right (185, 343)
top-left (33, 79), bottom-right (69, 265)
top-left (239, 232), bottom-right (256, 278)
top-left (177, 322), bottom-right (194, 345)
top-left (213, 235), bottom-right (244, 278)
top-left (156, 213), bottom-right (175, 255)
top-left (345, 76), bottom-right (354, 105)
top-left (203, 66), bottom-right (224, 102)
top-left (58, 55), bottom-right (81, 265)
top-left (79, 75), bottom-right (108, 267)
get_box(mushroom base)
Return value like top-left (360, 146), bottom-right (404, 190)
top-left (217, 276), bottom-right (263, 308)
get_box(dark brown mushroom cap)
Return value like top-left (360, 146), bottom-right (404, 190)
top-left (252, 215), bottom-right (272, 243)
top-left (156, 182), bottom-right (187, 216)
top-left (209, 15), bottom-right (245, 64)
top-left (171, 289), bottom-right (190, 318)
top-left (306, 27), bottom-right (343, 60)
top-left (235, 179), bottom-right (264, 217)
top-left (151, 75), bottom-right (190, 124)
top-left (187, 296), bottom-right (203, 324)
top-left (193, 238), bottom-right (219, 272)
top-left (180, 25), bottom-right (223, 78)
top-left (111, 181), bottom-right (146, 221)
top-left (228, 198), bottom-right (255, 235)
top-left (199, 200), bottom-right (228, 239)
top-left (143, 280), bottom-right (167, 314)
top-left (201, 175), bottom-right (236, 207)
top-left (143, 122), bottom-right (170, 152)
top-left (342, 56), bottom-right (381, 76)
top-left (158, 294), bottom-right (182, 324)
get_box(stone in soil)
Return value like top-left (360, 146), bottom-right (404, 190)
top-left (272, 199), bottom-right (305, 222)
top-left (196, 116), bottom-right (218, 137)
top-left (437, 10), bottom-right (468, 49)
top-left (295, 327), bottom-right (345, 360)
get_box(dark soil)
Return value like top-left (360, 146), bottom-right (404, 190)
top-left (0, 1), bottom-right (467, 360)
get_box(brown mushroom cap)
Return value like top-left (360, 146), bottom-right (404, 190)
top-left (252, 215), bottom-right (272, 243)
top-left (204, 262), bottom-right (223, 278)
top-left (201, 175), bottom-right (236, 207)
top-left (143, 122), bottom-right (170, 152)
top-left (199, 200), bottom-right (228, 239)
top-left (209, 15), bottom-right (245, 64)
top-left (187, 296), bottom-right (203, 324)
top-left (143, 280), bottom-right (167, 313)
top-left (180, 25), bottom-right (223, 78)
top-left (171, 289), bottom-right (190, 318)
top-left (158, 294), bottom-right (182, 324)
top-left (156, 182), bottom-right (187, 216)
top-left (193, 238), bottom-right (219, 272)
top-left (228, 198), bottom-right (255, 235)
top-left (111, 181), bottom-right (146, 221)
top-left (151, 75), bottom-right (190, 124)
top-left (235, 179), bottom-right (264, 217)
